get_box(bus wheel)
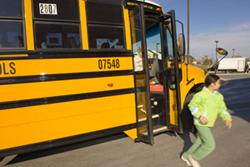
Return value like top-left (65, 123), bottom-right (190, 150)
top-left (181, 93), bottom-right (196, 133)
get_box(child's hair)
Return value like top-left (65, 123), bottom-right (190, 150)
top-left (205, 74), bottom-right (220, 87)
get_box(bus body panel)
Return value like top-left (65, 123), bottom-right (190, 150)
top-left (168, 63), bottom-right (205, 126)
top-left (0, 57), bottom-right (133, 78)
top-left (0, 75), bottom-right (134, 103)
top-left (0, 56), bottom-right (137, 152)
top-left (0, 93), bottom-right (137, 151)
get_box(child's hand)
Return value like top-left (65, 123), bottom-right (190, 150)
top-left (199, 116), bottom-right (208, 124)
top-left (225, 120), bottom-right (232, 129)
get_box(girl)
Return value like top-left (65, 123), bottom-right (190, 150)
top-left (181, 74), bottom-right (232, 167)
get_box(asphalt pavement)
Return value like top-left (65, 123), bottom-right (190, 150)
top-left (5, 74), bottom-right (250, 167)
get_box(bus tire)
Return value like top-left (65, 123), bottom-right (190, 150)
top-left (180, 93), bottom-right (196, 134)
top-left (180, 84), bottom-right (203, 135)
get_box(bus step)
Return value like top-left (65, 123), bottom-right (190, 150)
top-left (0, 155), bottom-right (17, 167)
top-left (142, 126), bottom-right (168, 136)
top-left (153, 126), bottom-right (168, 135)
top-left (138, 114), bottom-right (160, 122)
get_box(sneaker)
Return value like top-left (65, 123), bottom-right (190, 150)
top-left (181, 154), bottom-right (192, 166)
top-left (188, 155), bottom-right (201, 167)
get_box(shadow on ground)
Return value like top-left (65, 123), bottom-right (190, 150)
top-left (7, 134), bottom-right (126, 165)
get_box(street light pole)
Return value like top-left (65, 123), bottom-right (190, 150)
top-left (215, 40), bottom-right (219, 61)
top-left (215, 40), bottom-right (219, 74)
top-left (232, 48), bottom-right (235, 57)
top-left (156, 43), bottom-right (160, 53)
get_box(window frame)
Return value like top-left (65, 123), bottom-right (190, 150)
top-left (32, 0), bottom-right (82, 51)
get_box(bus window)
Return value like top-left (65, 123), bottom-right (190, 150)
top-left (86, 0), bottom-right (125, 50)
top-left (0, 21), bottom-right (24, 49)
top-left (35, 23), bottom-right (80, 49)
top-left (32, 0), bottom-right (81, 49)
top-left (0, 0), bottom-right (22, 17)
top-left (0, 0), bottom-right (25, 50)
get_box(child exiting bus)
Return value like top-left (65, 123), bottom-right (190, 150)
top-left (181, 74), bottom-right (232, 167)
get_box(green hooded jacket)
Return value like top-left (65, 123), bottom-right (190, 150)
top-left (188, 87), bottom-right (232, 127)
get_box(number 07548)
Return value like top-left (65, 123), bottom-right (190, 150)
top-left (98, 59), bottom-right (120, 70)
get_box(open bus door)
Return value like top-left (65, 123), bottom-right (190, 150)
top-left (127, 2), bottom-right (183, 144)
top-left (130, 4), bottom-right (154, 144)
top-left (161, 11), bottom-right (183, 133)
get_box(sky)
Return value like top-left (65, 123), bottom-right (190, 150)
top-left (153, 0), bottom-right (250, 59)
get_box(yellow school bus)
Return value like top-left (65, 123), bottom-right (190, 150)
top-left (0, 0), bottom-right (205, 159)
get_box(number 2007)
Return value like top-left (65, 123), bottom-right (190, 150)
top-left (39, 3), bottom-right (58, 15)
top-left (98, 59), bottom-right (120, 70)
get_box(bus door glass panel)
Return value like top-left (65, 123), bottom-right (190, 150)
top-left (164, 20), bottom-right (176, 89)
top-left (163, 17), bottom-right (180, 127)
top-left (129, 5), bottom-right (153, 144)
top-left (145, 19), bottom-right (168, 127)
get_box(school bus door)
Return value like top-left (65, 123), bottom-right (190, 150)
top-left (128, 2), bottom-right (182, 144)
top-left (161, 11), bottom-right (183, 132)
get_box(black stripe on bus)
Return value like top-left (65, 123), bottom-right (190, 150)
top-left (0, 88), bottom-right (135, 110)
top-left (0, 50), bottom-right (133, 60)
top-left (0, 70), bottom-right (134, 85)
top-left (0, 123), bottom-right (137, 157)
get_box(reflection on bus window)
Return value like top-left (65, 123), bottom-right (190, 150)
top-left (146, 21), bottom-right (162, 84)
top-left (146, 23), bottom-right (161, 52)
top-left (35, 23), bottom-right (80, 49)
top-left (132, 30), bottom-right (143, 72)
top-left (134, 48), bottom-right (143, 72)
top-left (46, 33), bottom-right (62, 48)
top-left (129, 6), bottom-right (144, 72)
top-left (0, 21), bottom-right (24, 49)
top-left (88, 26), bottom-right (125, 49)
top-left (165, 27), bottom-right (174, 58)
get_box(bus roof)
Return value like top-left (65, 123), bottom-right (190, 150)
top-left (142, 0), bottom-right (161, 7)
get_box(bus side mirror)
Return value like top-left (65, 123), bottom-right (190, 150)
top-left (177, 33), bottom-right (186, 57)
top-left (176, 20), bottom-right (186, 60)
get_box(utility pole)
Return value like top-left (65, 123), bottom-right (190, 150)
top-left (187, 0), bottom-right (190, 64)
